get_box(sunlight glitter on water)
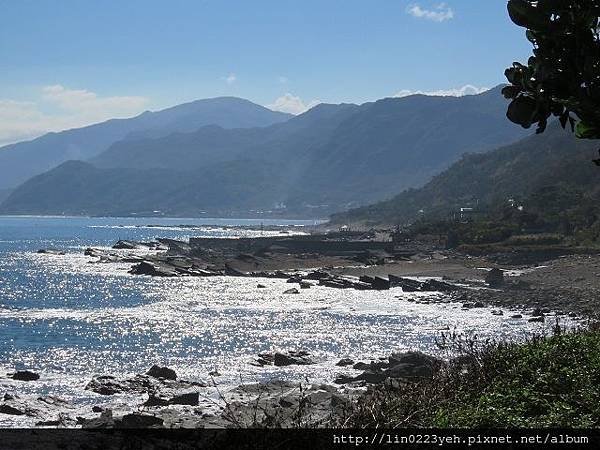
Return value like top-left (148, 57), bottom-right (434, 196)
top-left (0, 217), bottom-right (568, 427)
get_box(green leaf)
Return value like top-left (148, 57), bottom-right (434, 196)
top-left (507, 0), bottom-right (549, 30)
top-left (507, 96), bottom-right (539, 128)
top-left (575, 121), bottom-right (600, 139)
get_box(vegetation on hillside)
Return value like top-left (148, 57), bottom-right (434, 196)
top-left (0, 89), bottom-right (527, 217)
top-left (342, 324), bottom-right (600, 428)
top-left (331, 125), bottom-right (600, 242)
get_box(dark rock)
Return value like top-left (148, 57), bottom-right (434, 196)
top-left (37, 249), bottom-right (65, 255)
top-left (35, 413), bottom-right (75, 427)
top-left (147, 365), bottom-right (177, 380)
top-left (352, 362), bottom-right (370, 370)
top-left (491, 309), bottom-right (504, 316)
top-left (531, 307), bottom-right (545, 317)
top-left (421, 279), bottom-right (459, 292)
top-left (273, 351), bottom-right (314, 366)
top-left (528, 316), bottom-right (545, 323)
top-left (129, 261), bottom-right (179, 277)
top-left (224, 265), bottom-right (248, 277)
top-left (81, 410), bottom-right (115, 428)
top-left (85, 374), bottom-right (152, 395)
top-left (359, 275), bottom-right (390, 290)
top-left (113, 240), bottom-right (139, 250)
top-left (0, 404), bottom-right (26, 415)
top-left (334, 374), bottom-right (355, 384)
top-left (10, 370), bottom-right (40, 381)
top-left (336, 358), bottom-right (354, 367)
top-left (283, 288), bottom-right (300, 295)
top-left (92, 406), bottom-right (104, 413)
top-left (304, 270), bottom-right (330, 280)
top-left (385, 363), bottom-right (434, 379)
top-left (354, 370), bottom-right (386, 384)
top-left (257, 284), bottom-right (266, 288)
top-left (463, 301), bottom-right (485, 308)
top-left (353, 361), bottom-right (389, 371)
top-left (299, 281), bottom-right (312, 289)
top-left (388, 275), bottom-right (423, 292)
top-left (510, 314), bottom-right (523, 319)
top-left (145, 391), bottom-right (199, 407)
top-left (37, 396), bottom-right (71, 408)
top-left (372, 276), bottom-right (390, 290)
top-left (388, 351), bottom-right (442, 370)
top-left (485, 268), bottom-right (504, 287)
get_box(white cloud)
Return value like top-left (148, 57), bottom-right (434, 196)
top-left (394, 84), bottom-right (489, 98)
top-left (42, 85), bottom-right (148, 117)
top-left (266, 93), bottom-right (321, 115)
top-left (223, 73), bottom-right (237, 85)
top-left (0, 85), bottom-right (149, 147)
top-left (407, 3), bottom-right (454, 22)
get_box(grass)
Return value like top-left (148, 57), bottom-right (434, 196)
top-left (341, 323), bottom-right (600, 428)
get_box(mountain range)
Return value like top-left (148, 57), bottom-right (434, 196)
top-left (0, 97), bottom-right (292, 190)
top-left (0, 87), bottom-right (531, 217)
top-left (330, 123), bottom-right (600, 225)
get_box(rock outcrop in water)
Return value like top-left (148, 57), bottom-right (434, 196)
top-left (9, 370), bottom-right (40, 381)
top-left (334, 351), bottom-right (444, 386)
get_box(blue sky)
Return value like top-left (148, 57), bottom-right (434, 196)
top-left (0, 0), bottom-right (532, 146)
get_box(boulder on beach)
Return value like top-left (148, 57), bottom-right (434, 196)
top-left (485, 268), bottom-right (504, 287)
top-left (145, 390), bottom-right (199, 407)
top-left (129, 261), bottom-right (179, 277)
top-left (36, 249), bottom-right (65, 255)
top-left (85, 375), bottom-right (151, 396)
top-left (147, 365), bottom-right (177, 380)
top-left (283, 288), bottom-right (300, 294)
top-left (256, 350), bottom-right (315, 366)
top-left (10, 370), bottom-right (40, 381)
top-left (336, 351), bottom-right (443, 385)
top-left (274, 351), bottom-right (314, 366)
top-left (528, 316), bottom-right (545, 323)
top-left (112, 240), bottom-right (139, 250)
top-left (388, 351), bottom-right (442, 369)
top-left (336, 358), bottom-right (354, 367)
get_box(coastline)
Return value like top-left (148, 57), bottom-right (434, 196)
top-left (1, 224), bottom-right (595, 428)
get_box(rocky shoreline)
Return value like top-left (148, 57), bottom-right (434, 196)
top-left (1, 348), bottom-right (455, 429)
top-left (67, 232), bottom-right (600, 317)
top-left (11, 230), bottom-right (597, 428)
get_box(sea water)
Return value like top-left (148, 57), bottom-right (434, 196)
top-left (0, 216), bottom-right (551, 426)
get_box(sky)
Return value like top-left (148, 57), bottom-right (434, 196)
top-left (0, 0), bottom-right (533, 147)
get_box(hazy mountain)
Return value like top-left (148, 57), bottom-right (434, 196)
top-left (0, 160), bottom-right (284, 217)
top-left (0, 97), bottom-right (291, 190)
top-left (330, 124), bottom-right (600, 225)
top-left (0, 86), bottom-right (531, 217)
top-left (0, 189), bottom-right (12, 205)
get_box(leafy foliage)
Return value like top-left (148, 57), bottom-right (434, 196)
top-left (503, 0), bottom-right (600, 164)
top-left (343, 325), bottom-right (600, 427)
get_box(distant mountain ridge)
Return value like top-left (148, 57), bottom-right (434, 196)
top-left (0, 97), bottom-right (292, 190)
top-left (0, 86), bottom-right (532, 217)
top-left (330, 124), bottom-right (600, 225)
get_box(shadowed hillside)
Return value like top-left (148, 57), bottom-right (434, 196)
top-left (330, 124), bottom-right (600, 226)
top-left (0, 87), bottom-right (530, 217)
top-left (0, 97), bottom-right (292, 190)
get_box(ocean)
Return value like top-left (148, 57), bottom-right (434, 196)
top-left (0, 216), bottom-right (547, 426)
